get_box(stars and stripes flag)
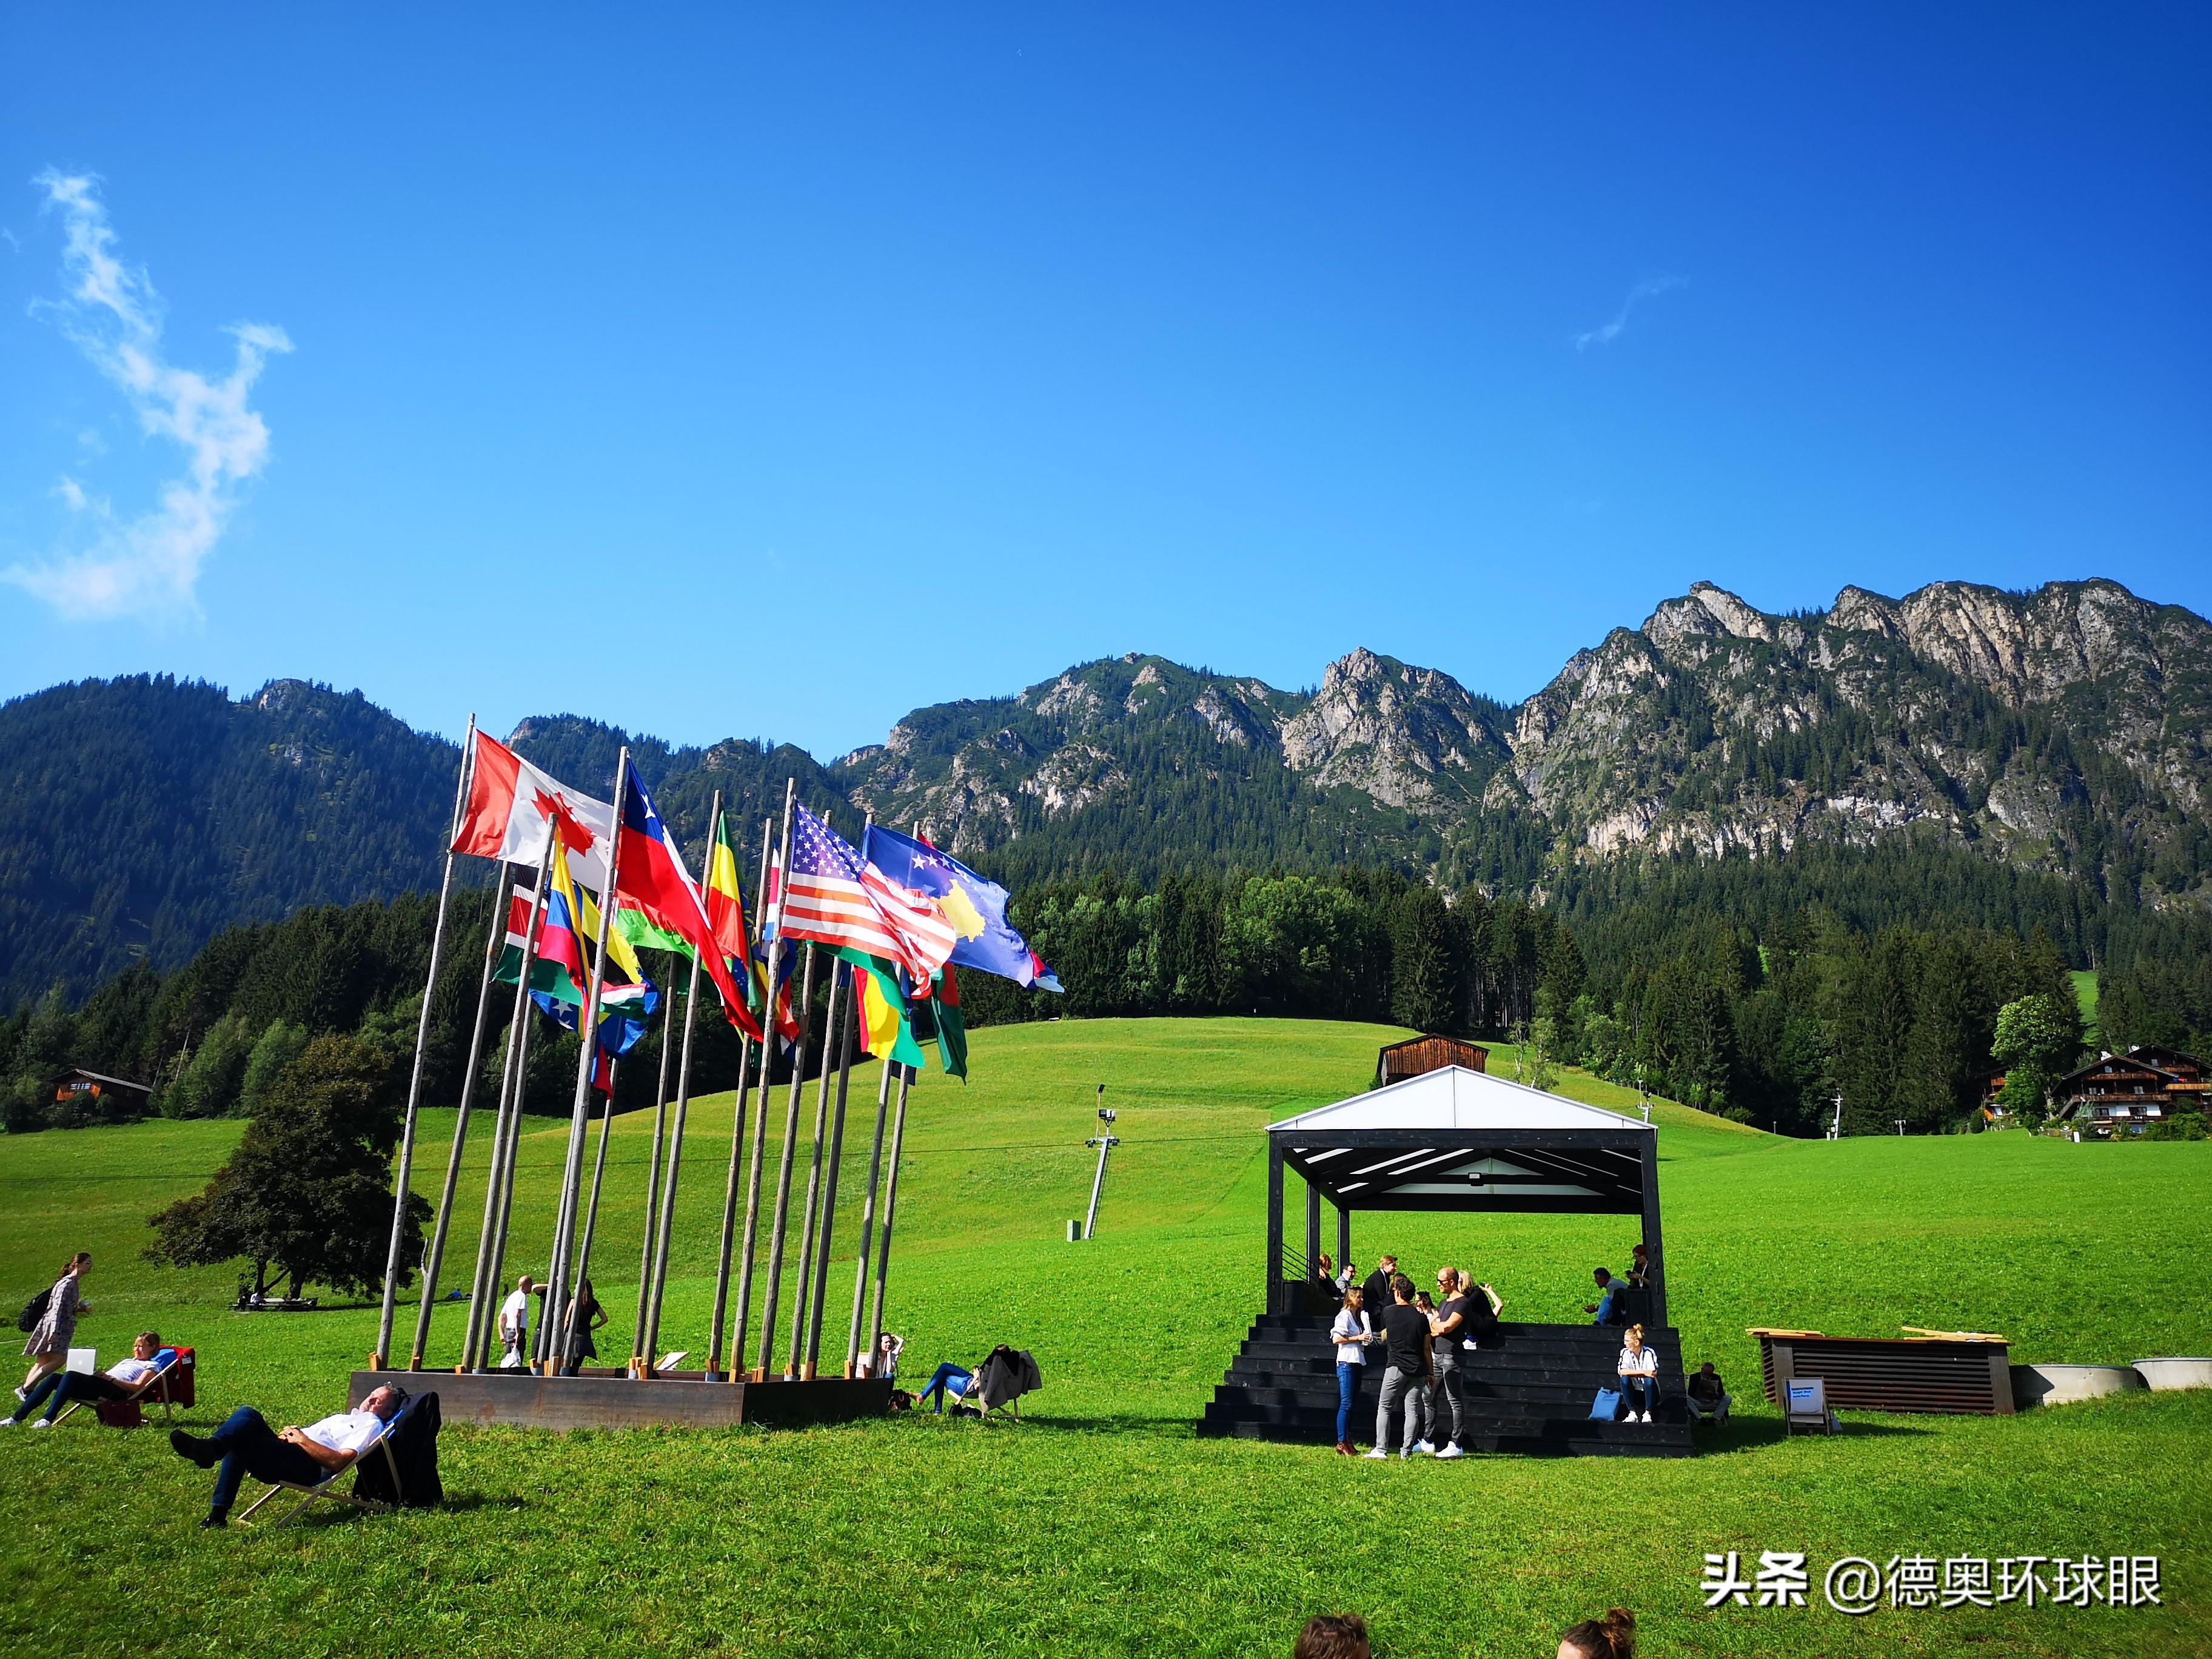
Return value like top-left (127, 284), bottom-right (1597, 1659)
top-left (780, 804), bottom-right (959, 987)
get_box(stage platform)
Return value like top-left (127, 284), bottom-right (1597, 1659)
top-left (349, 1369), bottom-right (892, 1432)
top-left (1198, 1313), bottom-right (1695, 1457)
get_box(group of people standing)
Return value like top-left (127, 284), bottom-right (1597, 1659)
top-left (1324, 1252), bottom-right (1501, 1459)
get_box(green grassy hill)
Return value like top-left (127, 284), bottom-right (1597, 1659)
top-left (1, 1017), bottom-right (2205, 1658)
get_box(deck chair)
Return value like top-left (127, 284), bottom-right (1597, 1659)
top-left (54, 1347), bottom-right (194, 1429)
top-left (235, 1403), bottom-right (411, 1530)
top-left (1782, 1376), bottom-right (1838, 1436)
top-left (965, 1347), bottom-right (1041, 1423)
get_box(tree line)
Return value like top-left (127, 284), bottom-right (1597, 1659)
top-left (5, 857), bottom-right (2208, 1140)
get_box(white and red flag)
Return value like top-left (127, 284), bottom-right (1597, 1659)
top-left (780, 804), bottom-right (959, 987)
top-left (451, 730), bottom-right (616, 891)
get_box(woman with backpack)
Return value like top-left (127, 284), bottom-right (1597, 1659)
top-left (18, 1252), bottom-right (93, 1401)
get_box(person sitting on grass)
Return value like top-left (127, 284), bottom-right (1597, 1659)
top-left (2, 1331), bottom-right (165, 1429)
top-left (1294, 1612), bottom-right (1370, 1659)
top-left (1583, 1267), bottom-right (1627, 1326)
top-left (1616, 1324), bottom-right (1658, 1423)
top-left (168, 1384), bottom-right (408, 1529)
top-left (1686, 1361), bottom-right (1731, 1424)
top-left (915, 1361), bottom-right (974, 1414)
top-left (1627, 1242), bottom-right (1653, 1287)
top-left (1558, 1606), bottom-right (1635, 1658)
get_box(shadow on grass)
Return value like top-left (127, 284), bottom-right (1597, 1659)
top-left (278, 1490), bottom-right (528, 1530)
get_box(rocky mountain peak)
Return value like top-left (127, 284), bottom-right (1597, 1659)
top-left (1279, 648), bottom-right (1505, 808)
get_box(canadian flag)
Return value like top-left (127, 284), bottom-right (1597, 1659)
top-left (451, 730), bottom-right (617, 891)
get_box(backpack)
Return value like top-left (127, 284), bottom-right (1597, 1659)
top-left (1590, 1387), bottom-right (1623, 1421)
top-left (17, 1287), bottom-right (50, 1333)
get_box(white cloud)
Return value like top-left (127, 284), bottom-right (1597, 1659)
top-left (4, 171), bottom-right (290, 620)
top-left (1573, 275), bottom-right (1686, 352)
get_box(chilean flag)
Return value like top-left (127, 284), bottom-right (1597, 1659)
top-left (614, 771), bottom-right (763, 1042)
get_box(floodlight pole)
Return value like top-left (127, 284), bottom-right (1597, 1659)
top-left (1082, 1085), bottom-right (1119, 1241)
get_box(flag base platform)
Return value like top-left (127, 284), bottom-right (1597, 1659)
top-left (349, 1369), bottom-right (893, 1432)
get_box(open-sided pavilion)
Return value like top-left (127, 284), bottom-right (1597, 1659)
top-left (1200, 1065), bottom-right (1689, 1451)
top-left (1265, 1065), bottom-right (1666, 1322)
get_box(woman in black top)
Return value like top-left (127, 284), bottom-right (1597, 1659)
top-left (560, 1278), bottom-right (607, 1376)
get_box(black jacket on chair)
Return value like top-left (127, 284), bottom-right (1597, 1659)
top-left (352, 1392), bottom-right (443, 1509)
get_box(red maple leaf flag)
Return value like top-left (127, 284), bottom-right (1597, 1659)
top-left (451, 730), bottom-right (617, 892)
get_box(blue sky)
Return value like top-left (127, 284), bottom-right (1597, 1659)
top-left (2, 6), bottom-right (2205, 759)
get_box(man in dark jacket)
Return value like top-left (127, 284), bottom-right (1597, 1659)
top-left (1359, 1256), bottom-right (1398, 1325)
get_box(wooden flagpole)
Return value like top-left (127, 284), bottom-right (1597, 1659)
top-left (629, 950), bottom-right (677, 1373)
top-left (541, 746), bottom-right (630, 1373)
top-left (461, 836), bottom-right (552, 1369)
top-left (803, 976), bottom-right (859, 1378)
top-left (732, 780), bottom-right (797, 1376)
top-left (784, 957), bottom-right (845, 1376)
top-left (408, 857), bottom-right (515, 1368)
top-left (374, 715), bottom-right (477, 1369)
top-left (641, 789), bottom-right (717, 1371)
top-left (755, 940), bottom-right (817, 1380)
top-left (843, 1054), bottom-right (895, 1376)
top-left (706, 816), bottom-right (774, 1381)
top-left (868, 1062), bottom-right (916, 1366)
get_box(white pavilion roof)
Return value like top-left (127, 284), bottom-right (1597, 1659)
top-left (1267, 1065), bottom-right (1652, 1135)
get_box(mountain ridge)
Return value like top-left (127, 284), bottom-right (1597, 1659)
top-left (2, 575), bottom-right (2205, 1004)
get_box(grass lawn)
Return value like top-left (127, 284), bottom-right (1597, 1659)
top-left (0, 1016), bottom-right (2204, 1658)
top-left (2071, 969), bottom-right (2102, 1047)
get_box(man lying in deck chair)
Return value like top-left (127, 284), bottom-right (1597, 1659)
top-left (2, 1333), bottom-right (175, 1429)
top-left (167, 1383), bottom-right (407, 1529)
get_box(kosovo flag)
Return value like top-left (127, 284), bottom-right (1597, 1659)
top-left (862, 826), bottom-right (1058, 991)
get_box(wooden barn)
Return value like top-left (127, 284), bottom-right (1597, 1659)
top-left (51, 1068), bottom-right (153, 1110)
top-left (2054, 1044), bottom-right (2209, 1135)
top-left (1375, 1034), bottom-right (1489, 1090)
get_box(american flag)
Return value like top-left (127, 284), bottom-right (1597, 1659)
top-left (780, 804), bottom-right (959, 984)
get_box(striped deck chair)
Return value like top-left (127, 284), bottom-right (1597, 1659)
top-left (235, 1402), bottom-right (412, 1530)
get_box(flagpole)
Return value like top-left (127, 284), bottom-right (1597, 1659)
top-left (630, 950), bottom-right (676, 1373)
top-left (803, 972), bottom-right (859, 1379)
top-left (756, 940), bottom-right (816, 1381)
top-left (543, 745), bottom-right (630, 1374)
top-left (461, 836), bottom-right (552, 1369)
top-left (563, 1087), bottom-right (615, 1373)
top-left (733, 780), bottom-right (797, 1378)
top-left (785, 955), bottom-right (845, 1377)
top-left (407, 859), bottom-right (514, 1370)
top-left (707, 815), bottom-right (774, 1381)
top-left (868, 1062), bottom-right (916, 1366)
top-left (484, 991), bottom-right (543, 1370)
top-left (574, 1065), bottom-right (617, 1284)
top-left (844, 1054), bottom-right (894, 1376)
top-left (374, 715), bottom-right (477, 1370)
top-left (642, 789), bottom-right (716, 1373)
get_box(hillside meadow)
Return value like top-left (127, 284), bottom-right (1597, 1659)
top-left (0, 1017), bottom-right (2204, 1658)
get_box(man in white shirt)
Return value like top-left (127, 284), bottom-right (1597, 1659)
top-left (498, 1275), bottom-right (543, 1367)
top-left (2, 1331), bottom-right (168, 1427)
top-left (169, 1384), bottom-right (408, 1528)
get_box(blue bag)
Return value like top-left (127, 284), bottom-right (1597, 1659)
top-left (1590, 1387), bottom-right (1623, 1421)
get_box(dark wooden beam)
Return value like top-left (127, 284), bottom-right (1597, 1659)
top-left (1265, 1140), bottom-right (1285, 1315)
